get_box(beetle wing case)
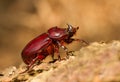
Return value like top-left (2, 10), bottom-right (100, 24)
top-left (21, 33), bottom-right (52, 65)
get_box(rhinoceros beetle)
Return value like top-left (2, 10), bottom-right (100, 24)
top-left (21, 24), bottom-right (88, 73)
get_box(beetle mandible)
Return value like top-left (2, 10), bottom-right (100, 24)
top-left (21, 24), bottom-right (88, 72)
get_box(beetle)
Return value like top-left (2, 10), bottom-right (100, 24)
top-left (21, 24), bottom-right (88, 73)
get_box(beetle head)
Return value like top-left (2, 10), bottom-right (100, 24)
top-left (67, 24), bottom-right (79, 37)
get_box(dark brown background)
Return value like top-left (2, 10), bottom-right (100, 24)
top-left (0, 0), bottom-right (120, 71)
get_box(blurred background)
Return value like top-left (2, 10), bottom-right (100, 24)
top-left (0, 0), bottom-right (120, 71)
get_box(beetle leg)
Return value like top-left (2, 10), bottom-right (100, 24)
top-left (61, 45), bottom-right (69, 58)
top-left (49, 55), bottom-right (57, 63)
top-left (55, 45), bottom-right (61, 60)
top-left (49, 50), bottom-right (57, 63)
top-left (28, 56), bottom-right (39, 68)
top-left (72, 38), bottom-right (89, 45)
top-left (50, 45), bottom-right (55, 61)
top-left (20, 56), bottom-right (39, 74)
top-left (57, 41), bottom-right (70, 59)
top-left (51, 54), bottom-right (55, 61)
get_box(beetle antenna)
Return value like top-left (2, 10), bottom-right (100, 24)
top-left (76, 26), bottom-right (79, 30)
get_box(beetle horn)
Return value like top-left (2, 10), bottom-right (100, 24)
top-left (67, 24), bottom-right (73, 32)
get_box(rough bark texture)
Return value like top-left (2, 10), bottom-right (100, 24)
top-left (0, 40), bottom-right (120, 82)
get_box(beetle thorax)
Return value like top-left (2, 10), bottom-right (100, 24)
top-left (48, 26), bottom-right (68, 40)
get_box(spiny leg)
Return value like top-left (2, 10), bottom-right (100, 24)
top-left (51, 54), bottom-right (55, 61)
top-left (57, 41), bottom-right (73, 59)
top-left (49, 54), bottom-right (57, 63)
top-left (50, 45), bottom-right (57, 61)
top-left (61, 45), bottom-right (69, 58)
top-left (49, 52), bottom-right (57, 63)
top-left (20, 56), bottom-right (38, 74)
top-left (72, 38), bottom-right (89, 45)
top-left (55, 45), bottom-right (61, 61)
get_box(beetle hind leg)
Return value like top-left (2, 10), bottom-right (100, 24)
top-left (20, 56), bottom-right (39, 74)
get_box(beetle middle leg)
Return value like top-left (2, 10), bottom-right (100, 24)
top-left (57, 41), bottom-right (73, 59)
top-left (54, 45), bottom-right (61, 61)
top-left (49, 54), bottom-right (57, 63)
top-left (46, 44), bottom-right (57, 63)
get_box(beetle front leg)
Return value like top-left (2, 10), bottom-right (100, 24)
top-left (72, 38), bottom-right (89, 45)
